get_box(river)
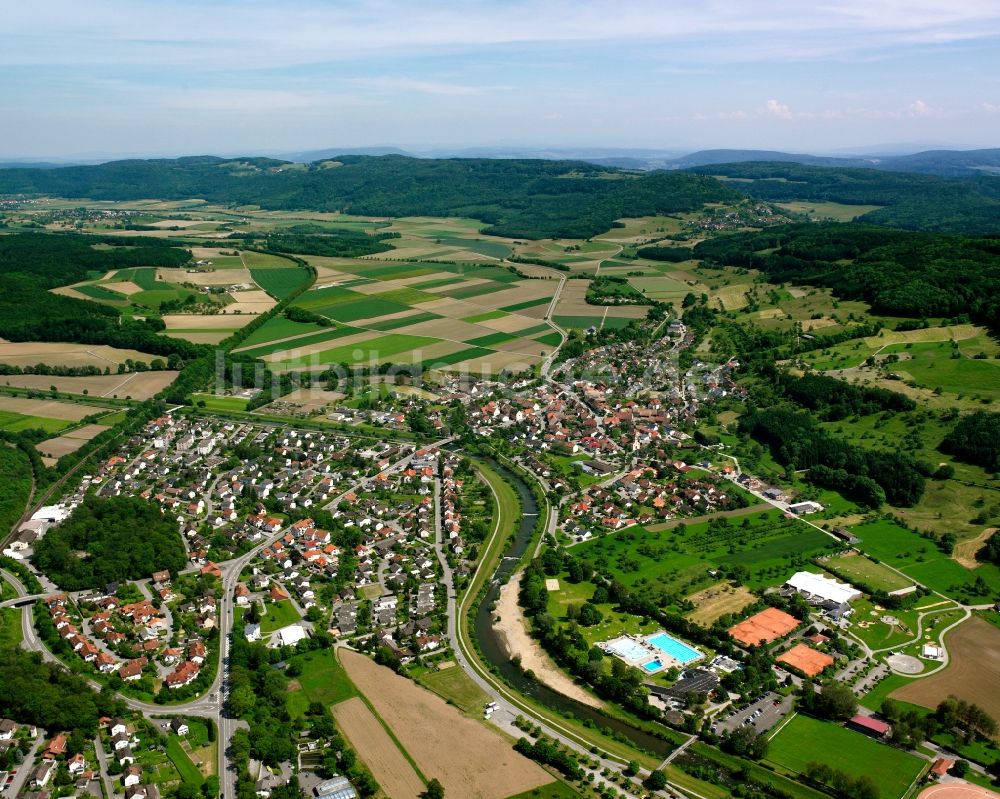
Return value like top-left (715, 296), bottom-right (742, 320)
top-left (473, 458), bottom-right (674, 758)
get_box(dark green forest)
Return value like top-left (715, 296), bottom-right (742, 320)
top-left (693, 223), bottom-right (1000, 332)
top-left (0, 650), bottom-right (124, 735)
top-left (0, 155), bottom-right (739, 239)
top-left (0, 233), bottom-right (206, 359)
top-left (941, 411), bottom-right (1000, 470)
top-left (32, 495), bottom-right (187, 590)
top-left (685, 161), bottom-right (1000, 233)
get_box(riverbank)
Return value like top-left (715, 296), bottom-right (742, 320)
top-left (494, 572), bottom-right (604, 709)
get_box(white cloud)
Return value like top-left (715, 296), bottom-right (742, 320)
top-left (764, 99), bottom-right (793, 119)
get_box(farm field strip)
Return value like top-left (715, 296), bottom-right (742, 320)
top-left (339, 649), bottom-right (551, 799)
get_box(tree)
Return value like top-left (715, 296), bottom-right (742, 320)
top-left (645, 770), bottom-right (667, 791)
top-left (953, 760), bottom-right (969, 778)
top-left (812, 681), bottom-right (858, 720)
top-left (420, 779), bottom-right (445, 799)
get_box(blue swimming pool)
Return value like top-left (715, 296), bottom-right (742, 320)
top-left (646, 632), bottom-right (701, 664)
top-left (642, 659), bottom-right (663, 672)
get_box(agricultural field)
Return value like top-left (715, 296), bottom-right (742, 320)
top-left (765, 714), bottom-right (926, 799)
top-left (37, 423), bottom-right (111, 464)
top-left (0, 340), bottom-right (166, 371)
top-left (333, 697), bottom-right (426, 798)
top-left (0, 371), bottom-right (178, 400)
top-left (238, 256), bottom-right (562, 372)
top-left (340, 649), bottom-right (551, 799)
top-left (892, 616), bottom-right (1000, 721)
top-left (0, 396), bottom-right (114, 439)
top-left (573, 508), bottom-right (838, 598)
top-left (774, 201), bottom-right (885, 221)
top-left (850, 519), bottom-right (1000, 602)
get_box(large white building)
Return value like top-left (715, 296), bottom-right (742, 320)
top-left (785, 571), bottom-right (860, 616)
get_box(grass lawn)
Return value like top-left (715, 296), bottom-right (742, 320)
top-left (165, 735), bottom-right (205, 787)
top-left (260, 599), bottom-right (301, 633)
top-left (504, 781), bottom-right (581, 799)
top-left (823, 553), bottom-right (914, 593)
top-left (0, 608), bottom-right (23, 651)
top-left (286, 649), bottom-right (358, 719)
top-left (417, 664), bottom-right (490, 714)
top-left (765, 714), bottom-right (925, 799)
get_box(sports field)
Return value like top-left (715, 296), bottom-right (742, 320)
top-left (766, 714), bottom-right (925, 799)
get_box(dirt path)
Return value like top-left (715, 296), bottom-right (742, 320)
top-left (333, 697), bottom-right (424, 799)
top-left (954, 527), bottom-right (996, 569)
top-left (493, 573), bottom-right (603, 708)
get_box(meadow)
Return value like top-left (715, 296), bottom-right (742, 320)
top-left (850, 519), bottom-right (1000, 602)
top-left (573, 508), bottom-right (838, 598)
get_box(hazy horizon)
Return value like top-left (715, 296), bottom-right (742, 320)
top-left (3, 0), bottom-right (999, 159)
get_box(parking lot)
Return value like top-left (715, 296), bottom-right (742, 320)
top-left (714, 691), bottom-right (793, 735)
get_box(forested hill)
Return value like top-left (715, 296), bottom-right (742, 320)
top-left (0, 155), bottom-right (739, 239)
top-left (685, 161), bottom-right (1000, 234)
top-left (694, 223), bottom-right (1000, 332)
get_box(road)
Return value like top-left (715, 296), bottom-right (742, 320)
top-left (2, 732), bottom-right (41, 799)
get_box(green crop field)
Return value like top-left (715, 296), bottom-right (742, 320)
top-left (534, 331), bottom-right (563, 346)
top-left (851, 519), bottom-right (1000, 601)
top-left (74, 283), bottom-right (127, 302)
top-left (273, 333), bottom-right (438, 369)
top-left (465, 331), bottom-right (517, 347)
top-left (364, 311), bottom-right (441, 331)
top-left (574, 508), bottom-right (836, 595)
top-left (416, 346), bottom-right (493, 368)
top-left (554, 315), bottom-right (604, 329)
top-left (242, 251), bottom-right (298, 268)
top-left (0, 411), bottom-right (73, 434)
top-left (236, 326), bottom-right (360, 359)
top-left (823, 553), bottom-right (914, 593)
top-left (294, 285), bottom-right (364, 308)
top-left (463, 310), bottom-right (508, 323)
top-left (370, 287), bottom-right (439, 305)
top-left (251, 266), bottom-right (311, 299)
top-left (190, 393), bottom-right (250, 412)
top-left (766, 714), bottom-right (925, 799)
top-left (312, 297), bottom-right (412, 323)
top-left (437, 282), bottom-right (510, 300)
top-left (237, 316), bottom-right (326, 347)
top-left (501, 297), bottom-right (550, 312)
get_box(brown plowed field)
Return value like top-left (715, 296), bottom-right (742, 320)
top-left (893, 616), bottom-right (1000, 720)
top-left (339, 649), bottom-right (550, 799)
top-left (332, 697), bottom-right (424, 798)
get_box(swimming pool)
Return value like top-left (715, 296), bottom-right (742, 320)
top-left (642, 659), bottom-right (663, 672)
top-left (606, 637), bottom-right (649, 662)
top-left (646, 632), bottom-right (701, 664)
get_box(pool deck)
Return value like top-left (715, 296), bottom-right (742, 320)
top-left (599, 631), bottom-right (702, 675)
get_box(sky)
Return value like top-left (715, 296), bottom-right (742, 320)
top-left (2, 0), bottom-right (999, 159)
